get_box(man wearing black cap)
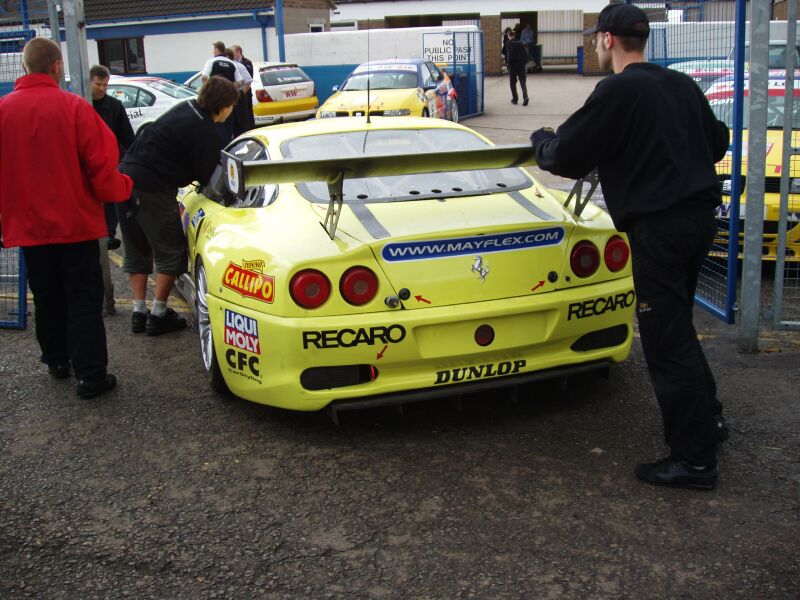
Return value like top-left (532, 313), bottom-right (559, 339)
top-left (529, 3), bottom-right (731, 490)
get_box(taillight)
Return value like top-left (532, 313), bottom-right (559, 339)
top-left (290, 270), bottom-right (331, 308)
top-left (570, 241), bottom-right (600, 278)
top-left (256, 89), bottom-right (272, 103)
top-left (339, 266), bottom-right (378, 305)
top-left (604, 235), bottom-right (630, 272)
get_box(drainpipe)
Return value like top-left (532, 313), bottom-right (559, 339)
top-left (276, 0), bottom-right (285, 62)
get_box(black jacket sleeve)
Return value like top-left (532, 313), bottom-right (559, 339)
top-left (693, 84), bottom-right (730, 162)
top-left (114, 103), bottom-right (136, 153)
top-left (533, 78), bottom-right (621, 180)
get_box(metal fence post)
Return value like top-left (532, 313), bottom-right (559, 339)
top-left (738, 0), bottom-right (771, 352)
top-left (62, 0), bottom-right (115, 315)
top-left (772, 0), bottom-right (798, 330)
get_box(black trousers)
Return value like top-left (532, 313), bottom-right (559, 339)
top-left (628, 203), bottom-right (722, 466)
top-left (23, 241), bottom-right (107, 380)
top-left (509, 65), bottom-right (528, 102)
top-left (104, 202), bottom-right (118, 238)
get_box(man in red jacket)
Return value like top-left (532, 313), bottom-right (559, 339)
top-left (0, 38), bottom-right (133, 398)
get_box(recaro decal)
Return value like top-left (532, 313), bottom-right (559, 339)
top-left (302, 325), bottom-right (406, 349)
top-left (222, 259), bottom-right (275, 303)
top-left (567, 291), bottom-right (636, 320)
top-left (382, 228), bottom-right (565, 262)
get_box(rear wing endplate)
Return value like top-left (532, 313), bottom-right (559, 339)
top-left (222, 145), bottom-right (543, 240)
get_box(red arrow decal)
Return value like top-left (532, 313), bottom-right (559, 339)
top-left (377, 345), bottom-right (388, 360)
top-left (531, 280), bottom-right (545, 292)
top-left (415, 295), bottom-right (431, 304)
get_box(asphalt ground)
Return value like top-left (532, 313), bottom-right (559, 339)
top-left (1, 74), bottom-right (799, 599)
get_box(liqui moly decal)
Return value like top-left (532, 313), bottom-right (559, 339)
top-left (224, 309), bottom-right (260, 354)
top-left (381, 228), bottom-right (565, 262)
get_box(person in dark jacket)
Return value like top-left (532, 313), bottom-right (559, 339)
top-left (90, 64), bottom-right (135, 250)
top-left (505, 29), bottom-right (529, 106)
top-left (117, 76), bottom-right (238, 337)
top-left (530, 3), bottom-right (730, 490)
top-left (0, 38), bottom-right (133, 398)
top-left (233, 45), bottom-right (256, 132)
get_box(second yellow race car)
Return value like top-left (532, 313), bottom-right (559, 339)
top-left (317, 58), bottom-right (458, 122)
top-left (176, 117), bottom-right (635, 415)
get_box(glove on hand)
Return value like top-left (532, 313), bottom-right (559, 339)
top-left (530, 127), bottom-right (556, 149)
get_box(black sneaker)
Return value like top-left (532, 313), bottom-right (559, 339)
top-left (511, 98), bottom-right (518, 105)
top-left (48, 362), bottom-right (71, 379)
top-left (635, 456), bottom-right (718, 490)
top-left (146, 307), bottom-right (187, 336)
top-left (523, 98), bottom-right (529, 106)
top-left (107, 237), bottom-right (121, 250)
top-left (714, 414), bottom-right (729, 443)
top-left (77, 374), bottom-right (117, 399)
top-left (131, 310), bottom-right (149, 334)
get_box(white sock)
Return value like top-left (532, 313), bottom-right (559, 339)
top-left (133, 299), bottom-right (147, 314)
top-left (152, 299), bottom-right (167, 317)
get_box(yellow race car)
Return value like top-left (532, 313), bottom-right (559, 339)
top-left (317, 58), bottom-right (458, 122)
top-left (707, 72), bottom-right (800, 260)
top-left (176, 117), bottom-right (635, 415)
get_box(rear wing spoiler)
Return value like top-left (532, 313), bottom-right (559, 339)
top-left (221, 145), bottom-right (596, 239)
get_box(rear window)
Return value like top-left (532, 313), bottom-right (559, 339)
top-left (281, 129), bottom-right (532, 204)
top-left (146, 79), bottom-right (196, 99)
top-left (259, 67), bottom-right (310, 87)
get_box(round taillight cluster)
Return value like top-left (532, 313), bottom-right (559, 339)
top-left (290, 266), bottom-right (379, 308)
top-left (290, 270), bottom-right (331, 309)
top-left (570, 241), bottom-right (600, 278)
top-left (604, 235), bottom-right (630, 272)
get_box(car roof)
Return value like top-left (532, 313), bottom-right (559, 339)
top-left (252, 62), bottom-right (301, 69)
top-left (358, 58), bottom-right (425, 67)
top-left (244, 116), bottom-right (470, 149)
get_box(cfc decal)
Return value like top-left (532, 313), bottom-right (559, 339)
top-left (435, 360), bottom-right (526, 385)
top-left (225, 349), bottom-right (261, 382)
top-left (303, 325), bottom-right (406, 349)
top-left (224, 309), bottom-right (260, 354)
top-left (567, 291), bottom-right (636, 320)
top-left (222, 260), bottom-right (275, 303)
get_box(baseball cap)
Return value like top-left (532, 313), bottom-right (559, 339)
top-left (582, 3), bottom-right (651, 39)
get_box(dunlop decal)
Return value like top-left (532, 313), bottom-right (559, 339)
top-left (435, 360), bottom-right (526, 385)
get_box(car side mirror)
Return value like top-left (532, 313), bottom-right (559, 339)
top-left (332, 85), bottom-right (339, 92)
top-left (424, 81), bottom-right (437, 90)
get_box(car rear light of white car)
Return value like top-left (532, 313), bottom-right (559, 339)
top-left (290, 269), bottom-right (331, 308)
top-left (570, 241), bottom-right (600, 278)
top-left (339, 266), bottom-right (378, 305)
top-left (256, 89), bottom-right (273, 103)
top-left (604, 236), bottom-right (630, 272)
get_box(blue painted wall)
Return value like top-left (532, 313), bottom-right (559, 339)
top-left (299, 64), bottom-right (356, 104)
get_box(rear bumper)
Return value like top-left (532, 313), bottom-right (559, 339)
top-left (253, 98), bottom-right (318, 125)
top-left (205, 276), bottom-right (635, 411)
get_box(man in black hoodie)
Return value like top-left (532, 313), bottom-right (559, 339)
top-left (117, 76), bottom-right (238, 337)
top-left (506, 29), bottom-right (529, 106)
top-left (90, 64), bottom-right (135, 250)
top-left (530, 4), bottom-right (730, 490)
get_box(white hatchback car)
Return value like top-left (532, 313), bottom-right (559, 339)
top-left (107, 76), bottom-right (196, 133)
top-left (184, 62), bottom-right (318, 126)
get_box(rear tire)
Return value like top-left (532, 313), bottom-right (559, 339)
top-left (450, 100), bottom-right (459, 123)
top-left (195, 258), bottom-right (231, 396)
